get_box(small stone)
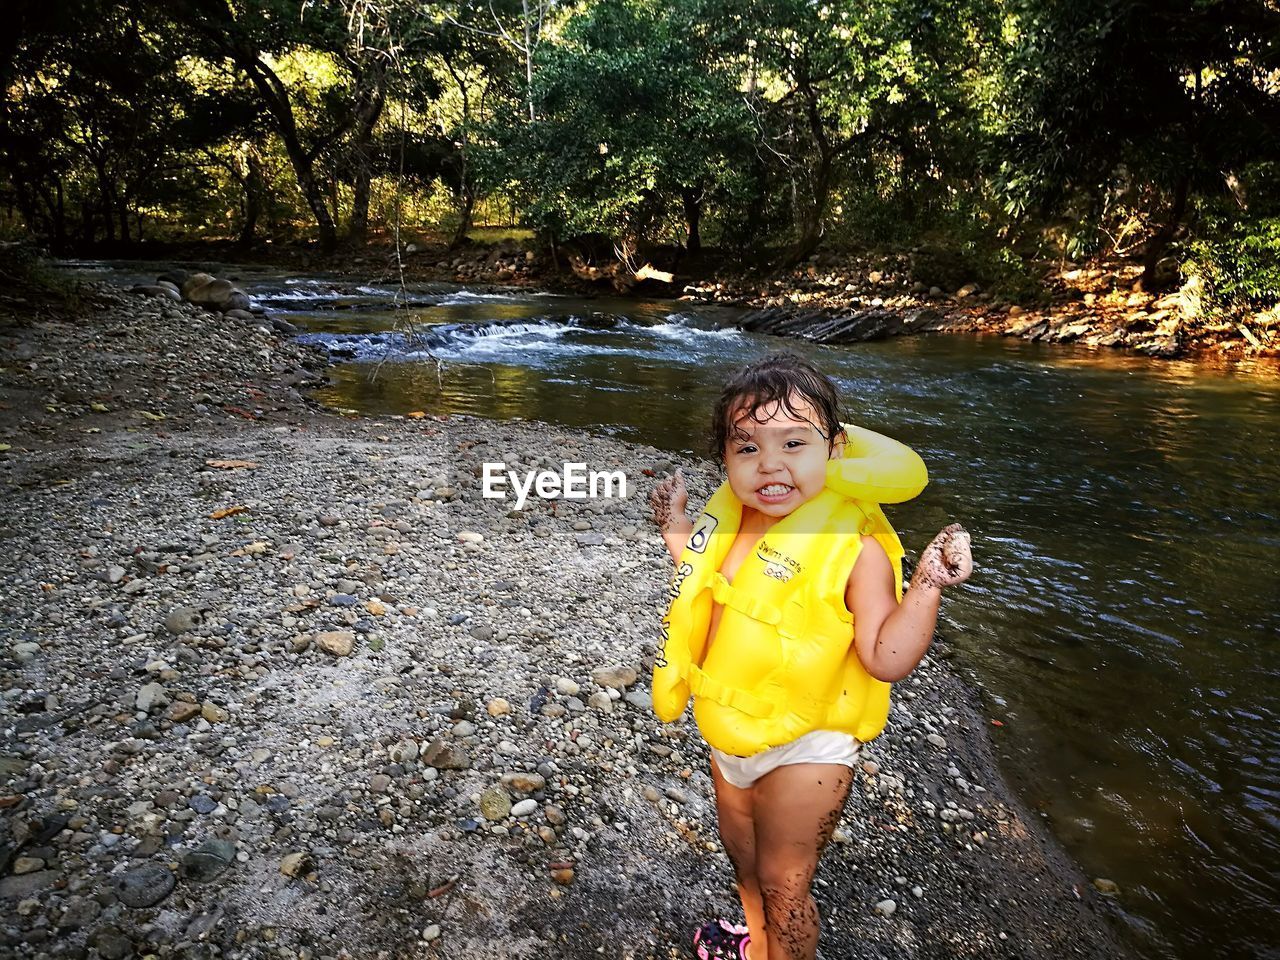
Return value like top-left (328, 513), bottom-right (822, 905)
top-left (166, 701), bottom-right (200, 723)
top-left (587, 691), bottom-right (613, 713)
top-left (281, 852), bottom-right (315, 878)
top-left (551, 867), bottom-right (575, 886)
top-left (12, 857), bottom-right (45, 875)
top-left (591, 665), bottom-right (638, 689)
top-left (457, 531), bottom-right (485, 543)
top-left (389, 739), bottom-right (419, 763)
top-left (555, 677), bottom-right (580, 696)
top-left (544, 804), bottom-right (566, 826)
top-left (510, 799), bottom-right (538, 818)
top-left (423, 924), bottom-right (441, 941)
top-left (422, 738), bottom-right (471, 770)
top-left (874, 899), bottom-right (897, 917)
top-left (181, 838), bottom-right (237, 882)
top-left (315, 630), bottom-right (355, 657)
top-left (201, 701), bottom-right (228, 723)
top-left (861, 760), bottom-right (881, 776)
top-left (164, 606), bottom-right (201, 634)
top-left (1093, 878), bottom-right (1120, 896)
top-left (57, 896), bottom-right (100, 930)
top-left (115, 863), bottom-right (175, 907)
top-left (926, 733), bottom-right (947, 749)
top-left (371, 774), bottom-right (392, 793)
top-left (487, 698), bottom-right (512, 717)
top-left (136, 682), bottom-right (168, 712)
top-left (501, 772), bottom-right (546, 794)
top-left (479, 786), bottom-right (512, 821)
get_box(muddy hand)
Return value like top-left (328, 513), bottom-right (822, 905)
top-left (913, 522), bottom-right (973, 589)
top-left (649, 468), bottom-right (688, 533)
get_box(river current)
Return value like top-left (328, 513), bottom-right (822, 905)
top-left (69, 262), bottom-right (1280, 960)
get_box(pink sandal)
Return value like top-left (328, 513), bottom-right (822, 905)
top-left (693, 918), bottom-right (751, 960)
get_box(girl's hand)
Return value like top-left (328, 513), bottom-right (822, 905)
top-left (649, 468), bottom-right (689, 532)
top-left (912, 523), bottom-right (973, 589)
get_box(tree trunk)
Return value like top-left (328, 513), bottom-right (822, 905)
top-left (346, 61), bottom-right (386, 246)
top-left (682, 187), bottom-right (703, 255)
top-left (789, 154), bottom-right (832, 264)
top-left (449, 187), bottom-right (475, 249)
top-left (1138, 173), bottom-right (1190, 291)
top-left (239, 55), bottom-right (339, 253)
top-left (237, 151), bottom-right (264, 250)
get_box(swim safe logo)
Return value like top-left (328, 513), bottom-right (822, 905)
top-left (481, 462), bottom-right (629, 510)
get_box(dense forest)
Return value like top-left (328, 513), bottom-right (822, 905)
top-left (3, 0), bottom-right (1279, 318)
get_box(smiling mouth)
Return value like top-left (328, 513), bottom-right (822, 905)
top-left (757, 483), bottom-right (794, 499)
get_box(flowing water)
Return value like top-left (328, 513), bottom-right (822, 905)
top-left (69, 263), bottom-right (1280, 959)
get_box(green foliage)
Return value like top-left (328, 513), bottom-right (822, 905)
top-left (1184, 218), bottom-right (1280, 314)
top-left (484, 0), bottom-right (754, 248)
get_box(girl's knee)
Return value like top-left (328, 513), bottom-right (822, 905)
top-left (757, 865), bottom-right (814, 903)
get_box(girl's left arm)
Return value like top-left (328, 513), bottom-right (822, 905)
top-left (848, 524), bottom-right (972, 683)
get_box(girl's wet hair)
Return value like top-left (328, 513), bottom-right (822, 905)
top-left (710, 352), bottom-right (844, 458)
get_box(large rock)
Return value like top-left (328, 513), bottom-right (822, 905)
top-left (131, 284), bottom-right (182, 302)
top-left (181, 273), bottom-right (251, 313)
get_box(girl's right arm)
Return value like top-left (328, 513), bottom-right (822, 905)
top-left (650, 469), bottom-right (693, 565)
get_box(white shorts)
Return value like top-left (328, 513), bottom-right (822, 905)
top-left (710, 730), bottom-right (862, 790)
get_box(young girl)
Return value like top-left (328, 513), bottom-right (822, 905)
top-left (649, 353), bottom-right (972, 960)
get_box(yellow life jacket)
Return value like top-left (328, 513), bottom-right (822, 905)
top-left (653, 425), bottom-right (928, 757)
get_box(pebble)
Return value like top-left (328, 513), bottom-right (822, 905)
top-left (589, 662), bottom-right (633, 690)
top-left (280, 852), bottom-right (315, 878)
top-left (487, 697), bottom-right (512, 717)
top-left (135, 682), bottom-right (168, 712)
top-left (926, 733), bottom-right (947, 749)
top-left (315, 630), bottom-right (355, 657)
top-left (389, 738), bottom-right (419, 763)
top-left (164, 606), bottom-right (201, 634)
top-left (479, 786), bottom-right (512, 820)
top-left (555, 677), bottom-right (580, 696)
top-left (874, 899), bottom-right (897, 917)
top-left (181, 838), bottom-right (237, 882)
top-left (115, 863), bottom-right (176, 907)
top-left (510, 799), bottom-right (538, 818)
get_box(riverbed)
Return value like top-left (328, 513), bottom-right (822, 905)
top-left (52, 262), bottom-right (1280, 959)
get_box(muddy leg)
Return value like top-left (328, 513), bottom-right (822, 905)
top-left (752, 763), bottom-right (853, 960)
top-left (710, 756), bottom-right (768, 960)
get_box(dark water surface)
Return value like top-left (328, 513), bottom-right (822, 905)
top-left (72, 263), bottom-right (1280, 959)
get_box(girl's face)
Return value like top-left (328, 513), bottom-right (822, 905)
top-left (723, 394), bottom-right (840, 518)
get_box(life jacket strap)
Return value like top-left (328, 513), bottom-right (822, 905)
top-left (687, 665), bottom-right (780, 720)
top-left (710, 574), bottom-right (782, 625)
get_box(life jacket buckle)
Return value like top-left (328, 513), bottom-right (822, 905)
top-left (710, 574), bottom-right (782, 625)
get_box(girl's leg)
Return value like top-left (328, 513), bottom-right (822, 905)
top-left (709, 755), bottom-right (768, 960)
top-left (751, 763), bottom-right (853, 960)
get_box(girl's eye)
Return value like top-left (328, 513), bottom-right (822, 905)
top-left (735, 444), bottom-right (758, 455)
top-left (785, 440), bottom-right (807, 449)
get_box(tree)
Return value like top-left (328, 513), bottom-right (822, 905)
top-left (998, 0), bottom-right (1280, 288)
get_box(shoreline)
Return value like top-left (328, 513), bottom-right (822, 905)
top-left (0, 284), bottom-right (1131, 958)
top-left (47, 241), bottom-right (1280, 364)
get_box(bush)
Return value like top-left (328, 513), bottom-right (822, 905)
top-left (1183, 217), bottom-right (1280, 316)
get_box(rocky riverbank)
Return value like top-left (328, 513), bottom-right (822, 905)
top-left (344, 240), bottom-right (1278, 361)
top-left (1, 284), bottom-right (1130, 959)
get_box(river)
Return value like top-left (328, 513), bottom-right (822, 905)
top-left (68, 262), bottom-right (1280, 960)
